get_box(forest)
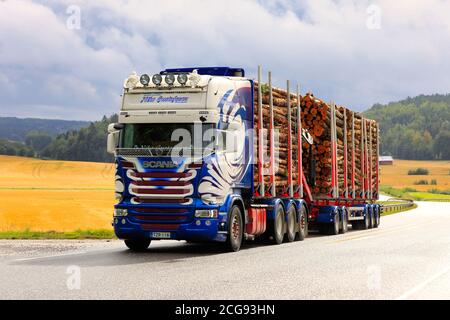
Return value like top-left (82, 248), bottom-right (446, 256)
top-left (0, 94), bottom-right (449, 162)
top-left (364, 94), bottom-right (450, 160)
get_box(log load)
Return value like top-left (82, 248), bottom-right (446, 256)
top-left (252, 82), bottom-right (379, 199)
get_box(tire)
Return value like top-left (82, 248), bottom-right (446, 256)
top-left (373, 206), bottom-right (380, 228)
top-left (285, 206), bottom-right (296, 242)
top-left (225, 205), bottom-right (244, 252)
top-left (340, 208), bottom-right (348, 234)
top-left (327, 210), bottom-right (340, 235)
top-left (362, 207), bottom-right (369, 230)
top-left (124, 238), bottom-right (151, 251)
top-left (295, 205), bottom-right (308, 241)
top-left (269, 204), bottom-right (285, 245)
top-left (368, 207), bottom-right (374, 229)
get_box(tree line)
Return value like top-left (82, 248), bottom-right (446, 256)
top-left (0, 115), bottom-right (117, 162)
top-left (1, 93), bottom-right (449, 162)
top-left (364, 94), bottom-right (450, 160)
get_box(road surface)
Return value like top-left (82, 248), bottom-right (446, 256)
top-left (1, 201), bottom-right (449, 299)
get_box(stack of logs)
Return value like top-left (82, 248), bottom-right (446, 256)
top-left (253, 82), bottom-right (379, 198)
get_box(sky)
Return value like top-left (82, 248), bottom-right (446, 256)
top-left (0, 0), bottom-right (449, 120)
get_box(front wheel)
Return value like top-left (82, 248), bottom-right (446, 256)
top-left (225, 205), bottom-right (244, 252)
top-left (124, 239), bottom-right (151, 251)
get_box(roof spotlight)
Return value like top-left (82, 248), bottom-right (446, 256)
top-left (124, 71), bottom-right (139, 89)
top-left (140, 74), bottom-right (150, 86)
top-left (152, 74), bottom-right (162, 86)
top-left (177, 73), bottom-right (188, 85)
top-left (165, 74), bottom-right (175, 86)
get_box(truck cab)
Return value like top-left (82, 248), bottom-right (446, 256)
top-left (108, 67), bottom-right (254, 251)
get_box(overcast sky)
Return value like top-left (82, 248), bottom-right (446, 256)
top-left (0, 0), bottom-right (449, 120)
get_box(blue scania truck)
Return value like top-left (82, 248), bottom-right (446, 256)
top-left (107, 66), bottom-right (380, 252)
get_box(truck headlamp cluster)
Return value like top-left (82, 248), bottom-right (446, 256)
top-left (152, 74), bottom-right (162, 86)
top-left (114, 208), bottom-right (128, 217)
top-left (124, 71), bottom-right (199, 89)
top-left (140, 74), bottom-right (150, 86)
top-left (195, 209), bottom-right (218, 218)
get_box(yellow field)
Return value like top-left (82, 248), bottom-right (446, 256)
top-left (380, 159), bottom-right (450, 191)
top-left (0, 155), bottom-right (115, 231)
top-left (1, 156), bottom-right (449, 231)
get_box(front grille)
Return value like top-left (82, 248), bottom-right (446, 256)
top-left (128, 207), bottom-right (192, 224)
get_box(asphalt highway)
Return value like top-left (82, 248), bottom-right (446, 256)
top-left (1, 201), bottom-right (449, 299)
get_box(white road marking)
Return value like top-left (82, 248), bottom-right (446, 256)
top-left (14, 251), bottom-right (88, 262)
top-left (395, 266), bottom-right (450, 300)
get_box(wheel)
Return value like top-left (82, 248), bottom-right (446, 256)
top-left (368, 207), bottom-right (374, 229)
top-left (340, 208), bottom-right (348, 234)
top-left (325, 210), bottom-right (339, 235)
top-left (268, 204), bottom-right (285, 244)
top-left (285, 206), bottom-right (296, 242)
top-left (124, 238), bottom-right (151, 251)
top-left (295, 205), bottom-right (308, 241)
top-left (362, 207), bottom-right (369, 230)
top-left (373, 206), bottom-right (380, 228)
top-left (225, 205), bottom-right (244, 252)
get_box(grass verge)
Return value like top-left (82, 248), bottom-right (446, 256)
top-left (0, 229), bottom-right (116, 240)
top-left (380, 185), bottom-right (450, 202)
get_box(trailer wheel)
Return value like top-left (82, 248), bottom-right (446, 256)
top-left (362, 207), bottom-right (370, 230)
top-left (324, 210), bottom-right (340, 235)
top-left (268, 204), bottom-right (285, 245)
top-left (340, 208), bottom-right (348, 234)
top-left (225, 205), bottom-right (244, 252)
top-left (368, 206), bottom-right (374, 229)
top-left (295, 205), bottom-right (308, 241)
top-left (373, 206), bottom-right (380, 228)
top-left (124, 239), bottom-right (151, 251)
top-left (285, 206), bottom-right (296, 242)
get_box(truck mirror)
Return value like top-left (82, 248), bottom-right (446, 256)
top-left (107, 131), bottom-right (119, 154)
top-left (108, 123), bottom-right (123, 134)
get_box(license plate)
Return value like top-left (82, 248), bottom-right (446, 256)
top-left (151, 232), bottom-right (171, 239)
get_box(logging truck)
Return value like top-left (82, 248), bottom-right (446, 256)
top-left (107, 66), bottom-right (380, 251)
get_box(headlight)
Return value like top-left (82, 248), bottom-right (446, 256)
top-left (140, 74), bottom-right (150, 86)
top-left (195, 209), bottom-right (218, 218)
top-left (177, 73), bottom-right (188, 85)
top-left (152, 74), bottom-right (162, 85)
top-left (165, 74), bottom-right (175, 86)
top-left (114, 208), bottom-right (128, 217)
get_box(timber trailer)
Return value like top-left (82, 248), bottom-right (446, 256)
top-left (107, 66), bottom-right (380, 251)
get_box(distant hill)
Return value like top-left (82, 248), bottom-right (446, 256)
top-left (0, 117), bottom-right (89, 142)
top-left (364, 94), bottom-right (450, 160)
top-left (41, 115), bottom-right (118, 162)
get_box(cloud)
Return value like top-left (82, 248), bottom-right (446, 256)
top-left (0, 0), bottom-right (449, 120)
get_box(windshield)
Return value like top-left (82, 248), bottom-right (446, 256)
top-left (120, 123), bottom-right (216, 153)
